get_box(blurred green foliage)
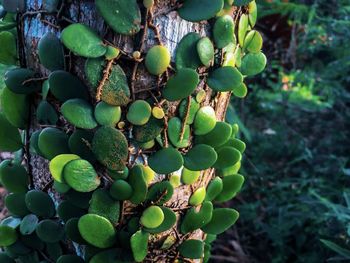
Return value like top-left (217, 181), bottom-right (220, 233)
top-left (226, 0), bottom-right (350, 262)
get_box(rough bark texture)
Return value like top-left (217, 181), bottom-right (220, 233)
top-left (20, 0), bottom-right (234, 261)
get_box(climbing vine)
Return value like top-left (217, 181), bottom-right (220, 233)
top-left (0, 0), bottom-right (266, 262)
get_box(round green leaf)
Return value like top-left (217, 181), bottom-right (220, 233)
top-left (0, 160), bottom-right (28, 193)
top-left (53, 181), bottom-right (71, 194)
top-left (89, 189), bottom-right (120, 225)
top-left (57, 255), bottom-right (85, 263)
top-left (168, 117), bottom-right (190, 148)
top-left (175, 32), bottom-right (201, 69)
top-left (36, 219), bottom-right (64, 243)
top-left (0, 225), bottom-right (17, 246)
top-left (215, 174), bottom-right (245, 202)
top-left (205, 177), bottom-right (223, 201)
top-left (181, 201), bottom-right (213, 234)
top-left (92, 126), bottom-right (128, 171)
top-left (163, 68), bottom-right (199, 101)
top-left (85, 58), bottom-right (130, 106)
top-left (213, 15), bottom-right (235, 48)
top-left (0, 31), bottom-right (17, 65)
top-left (126, 100), bottom-right (152, 125)
top-left (0, 113), bottom-right (22, 152)
top-left (197, 37), bottom-right (214, 67)
top-left (213, 146), bottom-right (241, 169)
top-left (201, 208), bottom-right (239, 234)
top-left (61, 23), bottom-right (107, 58)
top-left (140, 206), bottom-right (164, 229)
top-left (207, 66), bottom-right (243, 92)
top-left (189, 187), bottom-right (206, 206)
top-left (96, 0), bottom-right (141, 36)
top-left (144, 207), bottom-right (176, 234)
top-left (184, 144), bottom-right (217, 171)
top-left (181, 167), bottom-right (201, 185)
top-left (61, 99), bottom-right (98, 129)
top-left (38, 32), bottom-right (65, 71)
top-left (130, 230), bottom-right (149, 262)
top-left (25, 190), bottom-right (56, 218)
top-left (145, 45), bottom-right (171, 75)
top-left (248, 1), bottom-right (257, 27)
top-left (5, 193), bottom-right (29, 217)
top-left (178, 0), bottom-right (224, 22)
top-left (238, 14), bottom-right (249, 47)
top-left (243, 30), bottom-right (263, 53)
top-left (178, 97), bottom-right (200, 125)
top-left (0, 87), bottom-right (29, 129)
top-left (233, 82), bottom-right (248, 98)
top-left (48, 70), bottom-right (90, 102)
top-left (128, 165), bottom-right (147, 205)
top-left (148, 147), bottom-right (184, 174)
top-left (240, 52), bottom-right (267, 76)
top-left (68, 129), bottom-right (95, 163)
top-left (57, 200), bottom-right (85, 222)
top-left (132, 116), bottom-right (164, 143)
top-left (4, 68), bottom-right (41, 94)
top-left (63, 159), bottom-right (100, 192)
top-left (193, 106), bottom-right (217, 135)
top-left (146, 181), bottom-right (174, 205)
top-left (0, 252), bottom-right (15, 263)
top-left (195, 121), bottom-right (232, 147)
top-left (78, 214), bottom-right (117, 248)
top-left (109, 180), bottom-right (133, 201)
top-left (38, 127), bottom-right (70, 160)
top-left (36, 100), bottom-right (58, 125)
top-left (65, 218), bottom-right (87, 244)
top-left (178, 239), bottom-right (204, 259)
top-left (94, 102), bottom-right (121, 126)
top-left (49, 154), bottom-right (80, 183)
top-left (3, 0), bottom-right (25, 12)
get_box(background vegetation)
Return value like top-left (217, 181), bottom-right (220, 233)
top-left (211, 0), bottom-right (350, 262)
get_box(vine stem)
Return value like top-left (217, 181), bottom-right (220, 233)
top-left (130, 9), bottom-right (150, 101)
top-left (22, 76), bottom-right (48, 85)
top-left (96, 58), bottom-right (114, 102)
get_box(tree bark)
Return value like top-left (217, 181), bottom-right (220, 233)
top-left (19, 0), bottom-right (235, 261)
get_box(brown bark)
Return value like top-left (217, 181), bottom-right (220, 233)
top-left (20, 0), bottom-right (236, 261)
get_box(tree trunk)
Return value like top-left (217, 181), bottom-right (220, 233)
top-left (19, 0), bottom-right (235, 261)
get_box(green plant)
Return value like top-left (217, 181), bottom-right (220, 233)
top-left (0, 0), bottom-right (266, 262)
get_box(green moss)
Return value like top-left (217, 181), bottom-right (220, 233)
top-left (89, 189), bottom-right (120, 225)
top-left (92, 126), bottom-right (128, 171)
